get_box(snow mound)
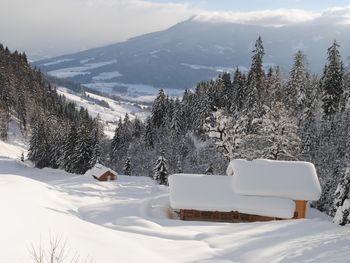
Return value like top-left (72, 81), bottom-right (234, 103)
top-left (230, 159), bottom-right (322, 200)
top-left (169, 174), bottom-right (296, 219)
top-left (1, 157), bottom-right (350, 262)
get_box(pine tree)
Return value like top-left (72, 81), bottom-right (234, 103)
top-left (90, 128), bottom-right (103, 167)
top-left (258, 101), bottom-right (301, 160)
top-left (321, 41), bottom-right (345, 116)
top-left (266, 66), bottom-right (283, 108)
top-left (71, 121), bottom-right (93, 174)
top-left (176, 160), bottom-right (182, 173)
top-left (123, 157), bottom-right (131, 176)
top-left (193, 84), bottom-right (212, 135)
top-left (286, 50), bottom-right (309, 118)
top-left (144, 118), bottom-right (155, 149)
top-left (245, 36), bottom-right (266, 120)
top-left (0, 101), bottom-right (9, 140)
top-left (151, 89), bottom-right (167, 128)
top-left (28, 118), bottom-right (49, 168)
top-left (230, 68), bottom-right (246, 114)
top-left (111, 118), bottom-right (123, 161)
top-left (205, 109), bottom-right (249, 159)
top-left (153, 151), bottom-right (168, 185)
top-left (61, 122), bottom-right (78, 172)
top-left (181, 89), bottom-right (195, 131)
top-left (132, 117), bottom-right (144, 138)
top-left (333, 164), bottom-right (350, 225)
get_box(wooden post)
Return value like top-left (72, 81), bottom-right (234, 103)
top-left (293, 200), bottom-right (307, 219)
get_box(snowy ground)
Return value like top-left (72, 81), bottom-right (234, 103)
top-left (1, 141), bottom-right (350, 262)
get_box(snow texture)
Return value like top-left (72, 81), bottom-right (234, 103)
top-left (1, 152), bottom-right (350, 262)
top-left (168, 174), bottom-right (296, 219)
top-left (230, 159), bottom-right (322, 201)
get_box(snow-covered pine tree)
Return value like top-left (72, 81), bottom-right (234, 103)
top-left (153, 151), bottom-right (168, 185)
top-left (181, 89), bottom-right (195, 131)
top-left (0, 101), bottom-right (9, 140)
top-left (61, 122), bottom-right (78, 172)
top-left (265, 66), bottom-right (284, 109)
top-left (132, 117), bottom-right (144, 139)
top-left (111, 118), bottom-right (123, 163)
top-left (285, 50), bottom-right (309, 118)
top-left (28, 118), bottom-right (49, 168)
top-left (230, 68), bottom-right (246, 114)
top-left (151, 89), bottom-right (167, 128)
top-left (258, 101), bottom-right (301, 160)
top-left (47, 131), bottom-right (65, 169)
top-left (143, 118), bottom-right (155, 149)
top-left (204, 109), bottom-right (250, 160)
top-left (320, 40), bottom-right (345, 116)
top-left (193, 83), bottom-right (212, 136)
top-left (245, 36), bottom-right (266, 121)
top-left (71, 121), bottom-right (93, 174)
top-left (170, 98), bottom-right (184, 137)
top-left (176, 160), bottom-right (182, 173)
top-left (90, 118), bottom-right (103, 167)
top-left (333, 163), bottom-right (350, 225)
top-left (123, 157), bottom-right (131, 176)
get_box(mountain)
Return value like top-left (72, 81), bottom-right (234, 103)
top-left (33, 18), bottom-right (350, 99)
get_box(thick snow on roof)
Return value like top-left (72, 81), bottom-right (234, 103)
top-left (230, 159), bottom-right (321, 201)
top-left (169, 174), bottom-right (295, 219)
top-left (84, 163), bottom-right (117, 178)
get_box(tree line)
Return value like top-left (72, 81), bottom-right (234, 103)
top-left (0, 44), bottom-right (103, 174)
top-left (108, 37), bottom-right (350, 224)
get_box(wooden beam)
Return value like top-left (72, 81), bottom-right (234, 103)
top-left (179, 209), bottom-right (277, 223)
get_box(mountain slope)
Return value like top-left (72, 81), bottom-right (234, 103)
top-left (56, 87), bottom-right (150, 138)
top-left (34, 18), bottom-right (350, 97)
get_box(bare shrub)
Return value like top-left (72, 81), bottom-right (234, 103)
top-left (30, 234), bottom-right (93, 263)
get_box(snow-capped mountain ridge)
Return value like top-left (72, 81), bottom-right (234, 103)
top-left (34, 18), bottom-right (350, 98)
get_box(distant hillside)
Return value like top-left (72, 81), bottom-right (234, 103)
top-left (0, 44), bottom-right (80, 139)
top-left (34, 18), bottom-right (350, 99)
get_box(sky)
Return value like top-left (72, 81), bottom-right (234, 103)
top-left (149, 0), bottom-right (350, 11)
top-left (0, 0), bottom-right (349, 60)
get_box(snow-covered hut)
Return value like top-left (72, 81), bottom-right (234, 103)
top-left (168, 159), bottom-right (321, 222)
top-left (85, 163), bottom-right (117, 181)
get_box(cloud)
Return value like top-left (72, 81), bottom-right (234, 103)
top-left (193, 9), bottom-right (320, 27)
top-left (0, 0), bottom-right (192, 59)
top-left (0, 0), bottom-right (349, 59)
top-left (319, 5), bottom-right (350, 25)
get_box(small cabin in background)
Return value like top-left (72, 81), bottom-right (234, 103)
top-left (169, 159), bottom-right (321, 222)
top-left (85, 163), bottom-right (118, 181)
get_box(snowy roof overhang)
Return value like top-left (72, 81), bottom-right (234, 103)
top-left (229, 159), bottom-right (322, 201)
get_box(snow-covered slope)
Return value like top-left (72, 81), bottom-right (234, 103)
top-left (1, 150), bottom-right (350, 262)
top-left (57, 87), bottom-right (150, 138)
top-left (0, 119), bottom-right (28, 159)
